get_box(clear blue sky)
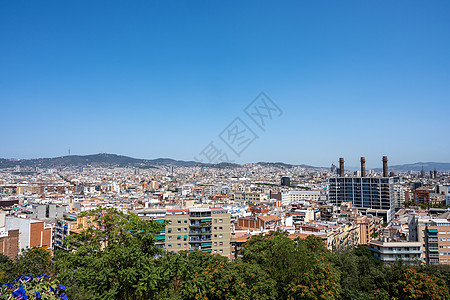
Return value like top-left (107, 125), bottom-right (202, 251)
top-left (1, 1), bottom-right (449, 168)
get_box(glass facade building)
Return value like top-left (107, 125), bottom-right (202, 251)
top-left (328, 177), bottom-right (395, 222)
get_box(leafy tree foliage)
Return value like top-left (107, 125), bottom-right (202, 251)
top-left (331, 246), bottom-right (388, 299)
top-left (0, 248), bottom-right (53, 283)
top-left (156, 250), bottom-right (277, 300)
top-left (55, 207), bottom-right (166, 300)
top-left (3, 208), bottom-right (450, 300)
top-left (0, 254), bottom-right (11, 284)
top-left (392, 268), bottom-right (449, 299)
top-left (240, 231), bottom-right (341, 299)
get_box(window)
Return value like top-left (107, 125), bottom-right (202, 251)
top-left (219, 227), bottom-right (223, 230)
top-left (177, 228), bottom-right (181, 232)
top-left (168, 236), bottom-right (172, 240)
top-left (440, 252), bottom-right (447, 256)
top-left (219, 219), bottom-right (223, 223)
top-left (219, 234), bottom-right (223, 238)
top-left (177, 236), bottom-right (181, 240)
top-left (177, 244), bottom-right (181, 247)
top-left (168, 244), bottom-right (172, 247)
top-left (214, 242), bottom-right (217, 246)
top-left (168, 228), bottom-right (172, 233)
top-left (440, 238), bottom-right (447, 241)
top-left (177, 220), bottom-right (181, 224)
top-left (214, 234), bottom-right (217, 238)
top-left (214, 227), bottom-right (217, 230)
top-left (214, 219), bottom-right (217, 223)
top-left (184, 228), bottom-right (187, 232)
top-left (184, 220), bottom-right (187, 224)
top-left (442, 259), bottom-right (448, 262)
top-left (219, 242), bottom-right (223, 246)
top-left (184, 243), bottom-right (187, 247)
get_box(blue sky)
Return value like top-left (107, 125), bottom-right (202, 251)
top-left (1, 1), bottom-right (449, 168)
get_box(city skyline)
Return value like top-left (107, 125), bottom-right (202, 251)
top-left (1, 1), bottom-right (450, 166)
top-left (2, 152), bottom-right (450, 171)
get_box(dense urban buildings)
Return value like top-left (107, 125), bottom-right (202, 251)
top-left (1, 155), bottom-right (450, 266)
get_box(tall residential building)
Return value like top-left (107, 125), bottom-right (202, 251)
top-left (135, 207), bottom-right (231, 259)
top-left (413, 187), bottom-right (431, 204)
top-left (53, 212), bottom-right (92, 250)
top-left (424, 219), bottom-right (450, 265)
top-left (393, 184), bottom-right (406, 209)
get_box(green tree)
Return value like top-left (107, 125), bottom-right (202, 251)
top-left (240, 231), bottom-right (341, 299)
top-left (0, 254), bottom-right (12, 283)
top-left (156, 250), bottom-right (277, 300)
top-left (55, 207), bottom-right (166, 300)
top-left (392, 268), bottom-right (450, 300)
top-left (1, 248), bottom-right (54, 283)
top-left (331, 248), bottom-right (388, 300)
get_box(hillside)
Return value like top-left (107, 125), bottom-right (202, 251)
top-left (0, 153), bottom-right (201, 169)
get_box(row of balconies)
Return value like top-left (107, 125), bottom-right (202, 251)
top-left (189, 236), bottom-right (212, 242)
top-left (190, 229), bottom-right (211, 234)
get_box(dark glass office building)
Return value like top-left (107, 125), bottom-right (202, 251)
top-left (328, 177), bottom-right (395, 222)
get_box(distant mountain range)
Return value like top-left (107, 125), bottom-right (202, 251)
top-left (374, 162), bottom-right (450, 172)
top-left (254, 161), bottom-right (315, 169)
top-left (0, 154), bottom-right (315, 170)
top-left (0, 154), bottom-right (449, 172)
top-left (0, 154), bottom-right (201, 169)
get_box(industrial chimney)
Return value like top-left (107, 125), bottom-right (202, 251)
top-left (339, 158), bottom-right (345, 177)
top-left (360, 157), bottom-right (366, 177)
top-left (382, 156), bottom-right (388, 177)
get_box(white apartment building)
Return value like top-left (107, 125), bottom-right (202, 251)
top-left (281, 190), bottom-right (321, 205)
top-left (393, 184), bottom-right (406, 209)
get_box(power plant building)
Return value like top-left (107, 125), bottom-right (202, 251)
top-left (328, 157), bottom-right (396, 222)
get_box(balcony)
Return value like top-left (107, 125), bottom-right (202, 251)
top-left (190, 219), bottom-right (212, 227)
top-left (190, 229), bottom-right (211, 234)
top-left (201, 242), bottom-right (212, 249)
top-left (189, 235), bottom-right (212, 242)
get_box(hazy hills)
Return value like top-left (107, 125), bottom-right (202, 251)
top-left (374, 162), bottom-right (450, 172)
top-left (0, 154), bottom-right (317, 170)
top-left (0, 153), bottom-right (200, 169)
top-left (0, 154), bottom-right (449, 172)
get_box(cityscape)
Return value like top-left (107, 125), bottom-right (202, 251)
top-left (1, 154), bottom-right (450, 263)
top-left (1, 1), bottom-right (450, 299)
